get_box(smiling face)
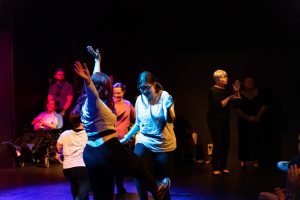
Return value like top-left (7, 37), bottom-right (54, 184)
top-left (113, 87), bottom-right (125, 102)
top-left (137, 71), bottom-right (157, 100)
top-left (139, 83), bottom-right (155, 99)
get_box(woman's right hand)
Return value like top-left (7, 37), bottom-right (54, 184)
top-left (74, 61), bottom-right (91, 82)
top-left (87, 45), bottom-right (101, 62)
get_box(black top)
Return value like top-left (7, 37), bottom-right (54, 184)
top-left (207, 86), bottom-right (232, 120)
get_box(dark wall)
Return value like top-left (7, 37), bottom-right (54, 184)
top-left (5, 0), bottom-right (300, 159)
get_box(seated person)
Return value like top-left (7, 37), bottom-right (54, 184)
top-left (15, 100), bottom-right (63, 154)
top-left (258, 155), bottom-right (300, 200)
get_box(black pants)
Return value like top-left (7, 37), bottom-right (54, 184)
top-left (207, 116), bottom-right (231, 171)
top-left (134, 143), bottom-right (175, 200)
top-left (83, 138), bottom-right (156, 200)
top-left (63, 167), bottom-right (91, 200)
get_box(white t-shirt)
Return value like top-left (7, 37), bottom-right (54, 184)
top-left (57, 129), bottom-right (87, 169)
top-left (135, 90), bottom-right (176, 152)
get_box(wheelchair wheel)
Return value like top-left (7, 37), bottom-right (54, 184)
top-left (44, 150), bottom-right (50, 168)
top-left (17, 158), bottom-right (25, 167)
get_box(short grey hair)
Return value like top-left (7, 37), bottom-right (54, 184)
top-left (213, 69), bottom-right (227, 82)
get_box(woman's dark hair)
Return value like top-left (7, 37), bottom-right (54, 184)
top-left (137, 71), bottom-right (163, 92)
top-left (73, 72), bottom-right (115, 115)
top-left (113, 82), bottom-right (126, 91)
top-left (137, 71), bottom-right (163, 107)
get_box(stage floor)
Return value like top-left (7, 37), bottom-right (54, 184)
top-left (0, 159), bottom-right (286, 200)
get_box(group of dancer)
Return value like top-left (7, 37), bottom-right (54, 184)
top-left (56, 46), bottom-right (176, 200)
top-left (53, 46), bottom-right (272, 199)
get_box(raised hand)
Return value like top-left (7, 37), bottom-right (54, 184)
top-left (87, 45), bottom-right (101, 62)
top-left (74, 61), bottom-right (91, 82)
top-left (287, 164), bottom-right (300, 198)
top-left (232, 80), bottom-right (241, 99)
top-left (233, 80), bottom-right (240, 92)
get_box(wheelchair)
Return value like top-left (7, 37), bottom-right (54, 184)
top-left (31, 129), bottom-right (62, 168)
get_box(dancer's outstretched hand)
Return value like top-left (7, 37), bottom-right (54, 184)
top-left (74, 61), bottom-right (91, 83)
top-left (87, 45), bottom-right (101, 62)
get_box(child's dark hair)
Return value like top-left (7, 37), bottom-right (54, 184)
top-left (68, 110), bottom-right (82, 130)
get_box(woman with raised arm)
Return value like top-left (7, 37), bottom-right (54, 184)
top-left (73, 47), bottom-right (170, 200)
top-left (207, 69), bottom-right (240, 176)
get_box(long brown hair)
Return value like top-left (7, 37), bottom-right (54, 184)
top-left (73, 72), bottom-right (115, 115)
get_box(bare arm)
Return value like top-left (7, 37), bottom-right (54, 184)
top-left (41, 119), bottom-right (58, 129)
top-left (221, 95), bottom-right (235, 107)
top-left (254, 105), bottom-right (267, 121)
top-left (120, 123), bottom-right (140, 144)
top-left (61, 95), bottom-right (73, 116)
top-left (87, 45), bottom-right (101, 74)
top-left (236, 108), bottom-right (251, 121)
top-left (165, 95), bottom-right (175, 123)
top-left (55, 142), bottom-right (63, 160)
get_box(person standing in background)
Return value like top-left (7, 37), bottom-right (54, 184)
top-left (113, 82), bottom-right (136, 194)
top-left (48, 68), bottom-right (74, 118)
top-left (235, 76), bottom-right (268, 169)
top-left (207, 69), bottom-right (240, 176)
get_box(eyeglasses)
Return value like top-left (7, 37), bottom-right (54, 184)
top-left (139, 85), bottom-right (152, 91)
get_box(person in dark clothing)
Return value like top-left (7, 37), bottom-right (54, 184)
top-left (235, 76), bottom-right (268, 169)
top-left (207, 69), bottom-right (240, 176)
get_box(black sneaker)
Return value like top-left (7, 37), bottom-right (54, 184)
top-left (153, 177), bottom-right (171, 200)
top-left (117, 187), bottom-right (127, 195)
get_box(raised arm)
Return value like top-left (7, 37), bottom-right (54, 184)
top-left (87, 45), bottom-right (101, 74)
top-left (74, 61), bottom-right (104, 113)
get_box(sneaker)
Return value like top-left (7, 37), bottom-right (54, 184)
top-left (153, 177), bottom-right (171, 200)
top-left (117, 187), bottom-right (127, 195)
top-left (277, 161), bottom-right (289, 172)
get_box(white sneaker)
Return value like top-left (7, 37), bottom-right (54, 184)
top-left (277, 161), bottom-right (289, 172)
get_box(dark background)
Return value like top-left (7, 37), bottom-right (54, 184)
top-left (1, 0), bottom-right (300, 162)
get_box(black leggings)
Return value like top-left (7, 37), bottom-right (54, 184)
top-left (83, 138), bottom-right (156, 200)
top-left (134, 143), bottom-right (175, 200)
top-left (63, 167), bottom-right (91, 200)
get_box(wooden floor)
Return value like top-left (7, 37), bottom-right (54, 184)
top-left (0, 157), bottom-right (286, 200)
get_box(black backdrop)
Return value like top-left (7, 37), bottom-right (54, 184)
top-left (2, 0), bottom-right (300, 161)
